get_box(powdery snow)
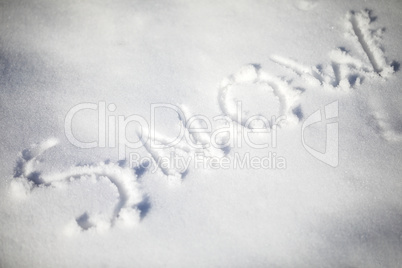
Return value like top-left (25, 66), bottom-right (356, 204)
top-left (0, 0), bottom-right (401, 267)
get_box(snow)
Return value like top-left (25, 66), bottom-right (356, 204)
top-left (1, 0), bottom-right (402, 267)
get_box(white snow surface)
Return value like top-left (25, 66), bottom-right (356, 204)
top-left (1, 0), bottom-right (402, 267)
